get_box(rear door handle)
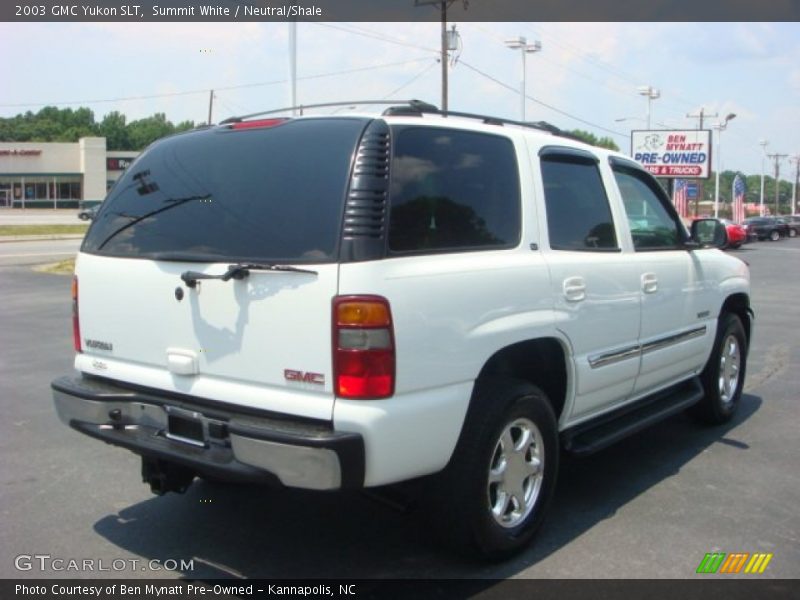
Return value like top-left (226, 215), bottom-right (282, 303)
top-left (563, 276), bottom-right (587, 302)
top-left (641, 273), bottom-right (658, 294)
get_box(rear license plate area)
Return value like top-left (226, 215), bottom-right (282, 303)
top-left (166, 409), bottom-right (206, 447)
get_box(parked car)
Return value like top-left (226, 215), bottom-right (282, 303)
top-left (718, 219), bottom-right (747, 248)
top-left (77, 205), bottom-right (99, 221)
top-left (784, 215), bottom-right (800, 238)
top-left (743, 217), bottom-right (790, 241)
top-left (52, 100), bottom-right (752, 559)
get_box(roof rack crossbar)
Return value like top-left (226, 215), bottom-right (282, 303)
top-left (401, 102), bottom-right (578, 140)
top-left (219, 100), bottom-right (426, 124)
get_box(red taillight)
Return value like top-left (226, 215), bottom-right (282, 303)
top-left (230, 118), bottom-right (288, 130)
top-left (72, 275), bottom-right (81, 353)
top-left (333, 296), bottom-right (395, 400)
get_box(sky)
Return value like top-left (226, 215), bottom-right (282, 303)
top-left (1, 21), bottom-right (798, 180)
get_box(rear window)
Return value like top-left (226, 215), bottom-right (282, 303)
top-left (83, 118), bottom-right (368, 262)
top-left (387, 126), bottom-right (521, 253)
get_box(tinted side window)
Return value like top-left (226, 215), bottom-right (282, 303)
top-left (388, 127), bottom-right (520, 253)
top-left (613, 168), bottom-right (682, 250)
top-left (540, 157), bottom-right (618, 251)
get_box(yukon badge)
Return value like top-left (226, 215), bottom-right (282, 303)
top-left (85, 339), bottom-right (113, 352)
top-left (284, 369), bottom-right (325, 385)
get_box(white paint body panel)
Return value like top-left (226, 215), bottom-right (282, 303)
top-left (75, 253), bottom-right (337, 421)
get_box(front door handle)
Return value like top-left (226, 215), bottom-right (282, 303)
top-left (641, 272), bottom-right (658, 294)
top-left (563, 276), bottom-right (587, 302)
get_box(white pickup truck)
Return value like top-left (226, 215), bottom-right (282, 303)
top-left (53, 101), bottom-right (752, 559)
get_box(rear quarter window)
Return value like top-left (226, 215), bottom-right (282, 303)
top-left (387, 126), bottom-right (521, 254)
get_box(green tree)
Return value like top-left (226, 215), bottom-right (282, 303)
top-left (99, 111), bottom-right (129, 150)
top-left (0, 106), bottom-right (196, 150)
top-left (567, 129), bottom-right (620, 151)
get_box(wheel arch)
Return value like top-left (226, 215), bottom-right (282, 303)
top-left (720, 292), bottom-right (752, 345)
top-left (475, 337), bottom-right (569, 423)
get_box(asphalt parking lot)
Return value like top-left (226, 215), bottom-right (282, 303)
top-left (0, 239), bottom-right (798, 580)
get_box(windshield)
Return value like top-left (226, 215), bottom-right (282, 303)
top-left (83, 118), bottom-right (368, 262)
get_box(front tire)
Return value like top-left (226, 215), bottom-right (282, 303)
top-left (769, 229), bottom-right (780, 241)
top-left (431, 379), bottom-right (559, 560)
top-left (694, 313), bottom-right (747, 424)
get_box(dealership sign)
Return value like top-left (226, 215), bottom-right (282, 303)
top-left (630, 129), bottom-right (712, 179)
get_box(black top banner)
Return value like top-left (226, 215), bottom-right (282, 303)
top-left (4, 0), bottom-right (800, 22)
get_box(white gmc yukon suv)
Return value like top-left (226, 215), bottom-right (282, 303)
top-left (52, 101), bottom-right (752, 559)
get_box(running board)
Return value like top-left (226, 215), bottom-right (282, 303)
top-left (562, 377), bottom-right (704, 456)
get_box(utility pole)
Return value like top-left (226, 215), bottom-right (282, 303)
top-left (767, 153), bottom-right (788, 215)
top-left (759, 140), bottom-right (769, 216)
top-left (416, 1), bottom-right (465, 112)
top-left (440, 1), bottom-right (448, 111)
top-left (790, 155), bottom-right (800, 214)
top-left (686, 108), bottom-right (717, 216)
top-left (207, 90), bottom-right (214, 125)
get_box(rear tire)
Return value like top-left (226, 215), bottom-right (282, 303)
top-left (769, 230), bottom-right (780, 241)
top-left (790, 228), bottom-right (797, 238)
top-left (693, 313), bottom-right (747, 425)
top-left (430, 378), bottom-right (559, 560)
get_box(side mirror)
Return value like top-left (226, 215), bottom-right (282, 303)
top-left (690, 219), bottom-right (728, 249)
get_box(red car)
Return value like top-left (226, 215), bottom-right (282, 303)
top-left (690, 218), bottom-right (747, 249)
top-left (719, 219), bottom-right (747, 248)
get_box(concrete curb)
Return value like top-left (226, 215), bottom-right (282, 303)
top-left (0, 234), bottom-right (85, 243)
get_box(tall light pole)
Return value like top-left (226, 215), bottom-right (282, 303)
top-left (505, 36), bottom-right (541, 122)
top-left (288, 21), bottom-right (297, 115)
top-left (637, 85), bottom-right (661, 129)
top-left (759, 140), bottom-right (769, 216)
top-left (713, 113), bottom-right (737, 218)
top-left (791, 155), bottom-right (800, 214)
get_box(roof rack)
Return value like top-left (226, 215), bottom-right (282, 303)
top-left (219, 100), bottom-right (421, 124)
top-left (388, 100), bottom-right (581, 141)
top-left (219, 99), bottom-right (582, 143)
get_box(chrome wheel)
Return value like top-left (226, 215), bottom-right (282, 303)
top-left (718, 334), bottom-right (741, 405)
top-left (488, 417), bottom-right (544, 528)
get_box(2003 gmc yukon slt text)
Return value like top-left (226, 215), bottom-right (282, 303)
top-left (52, 101), bottom-right (752, 559)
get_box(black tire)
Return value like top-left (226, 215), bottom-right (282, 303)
top-left (790, 228), bottom-right (797, 238)
top-left (78, 213), bottom-right (89, 221)
top-left (429, 378), bottom-right (559, 560)
top-left (769, 229), bottom-right (780, 241)
top-left (693, 313), bottom-right (747, 425)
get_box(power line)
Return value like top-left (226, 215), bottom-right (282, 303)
top-left (459, 60), bottom-right (627, 139)
top-left (0, 57), bottom-right (433, 109)
top-left (332, 59), bottom-right (438, 113)
top-left (311, 22), bottom-right (440, 55)
top-left (383, 60), bottom-right (438, 98)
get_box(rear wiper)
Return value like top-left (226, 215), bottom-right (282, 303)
top-left (181, 263), bottom-right (318, 288)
